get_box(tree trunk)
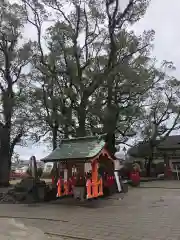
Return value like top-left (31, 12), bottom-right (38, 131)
top-left (52, 126), bottom-right (58, 150)
top-left (77, 124), bottom-right (86, 137)
top-left (76, 96), bottom-right (87, 137)
top-left (103, 105), bottom-right (118, 157)
top-left (146, 158), bottom-right (152, 177)
top-left (0, 126), bottom-right (12, 187)
top-left (52, 126), bottom-right (58, 183)
top-left (77, 110), bottom-right (86, 137)
top-left (146, 144), bottom-right (154, 177)
top-left (0, 152), bottom-right (11, 187)
top-left (104, 133), bottom-right (116, 157)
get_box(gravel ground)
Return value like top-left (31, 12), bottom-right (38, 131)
top-left (10, 179), bottom-right (52, 185)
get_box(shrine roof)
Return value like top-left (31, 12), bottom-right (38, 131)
top-left (128, 135), bottom-right (180, 158)
top-left (41, 135), bottom-right (106, 162)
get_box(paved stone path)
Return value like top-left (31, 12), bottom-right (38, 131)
top-left (1, 181), bottom-right (180, 240)
top-left (0, 218), bottom-right (51, 240)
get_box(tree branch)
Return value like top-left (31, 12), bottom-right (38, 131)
top-left (10, 128), bottom-right (24, 156)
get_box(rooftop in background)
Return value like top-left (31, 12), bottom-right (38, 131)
top-left (128, 135), bottom-right (180, 158)
top-left (41, 135), bottom-right (106, 162)
top-left (12, 160), bottom-right (29, 166)
top-left (11, 160), bottom-right (44, 168)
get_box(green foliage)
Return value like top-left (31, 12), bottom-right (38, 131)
top-left (0, 0), bottom-right (34, 152)
top-left (0, 0), bottom-right (37, 185)
top-left (22, 0), bottom-right (155, 142)
top-left (139, 61), bottom-right (180, 144)
top-left (17, 0), bottom-right (180, 149)
top-left (0, 0), bottom-right (180, 168)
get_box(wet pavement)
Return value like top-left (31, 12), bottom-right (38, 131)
top-left (1, 181), bottom-right (180, 239)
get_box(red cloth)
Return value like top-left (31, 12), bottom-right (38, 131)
top-left (130, 171), bottom-right (140, 183)
top-left (71, 176), bottom-right (76, 185)
top-left (51, 176), bottom-right (55, 185)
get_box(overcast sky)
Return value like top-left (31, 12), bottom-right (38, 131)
top-left (15, 0), bottom-right (180, 160)
top-left (134, 0), bottom-right (180, 77)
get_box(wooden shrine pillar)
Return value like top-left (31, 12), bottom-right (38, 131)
top-left (92, 160), bottom-right (98, 181)
top-left (91, 160), bottom-right (98, 197)
top-left (164, 154), bottom-right (172, 179)
top-left (67, 162), bottom-right (73, 179)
